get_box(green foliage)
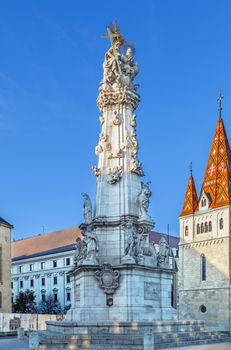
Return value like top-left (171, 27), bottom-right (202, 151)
top-left (13, 289), bottom-right (37, 313)
top-left (37, 294), bottom-right (63, 315)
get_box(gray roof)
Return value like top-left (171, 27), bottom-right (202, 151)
top-left (0, 217), bottom-right (13, 228)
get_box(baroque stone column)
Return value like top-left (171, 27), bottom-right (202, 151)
top-left (91, 25), bottom-right (153, 265)
top-left (68, 24), bottom-right (176, 323)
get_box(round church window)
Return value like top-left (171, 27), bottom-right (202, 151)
top-left (200, 305), bottom-right (207, 313)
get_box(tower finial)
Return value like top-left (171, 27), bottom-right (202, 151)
top-left (190, 161), bottom-right (193, 177)
top-left (217, 91), bottom-right (224, 119)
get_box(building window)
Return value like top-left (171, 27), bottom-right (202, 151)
top-left (53, 276), bottom-right (58, 285)
top-left (201, 255), bottom-right (206, 281)
top-left (53, 260), bottom-right (57, 268)
top-left (201, 198), bottom-right (206, 207)
top-left (184, 225), bottom-right (189, 237)
top-left (205, 222), bottom-right (208, 233)
top-left (201, 223), bottom-right (204, 233)
top-left (29, 264), bottom-right (34, 272)
top-left (219, 218), bottom-right (224, 230)
top-left (30, 279), bottom-right (34, 288)
top-left (66, 275), bottom-right (70, 284)
top-left (41, 262), bottom-right (45, 270)
top-left (20, 280), bottom-right (23, 289)
top-left (54, 293), bottom-right (58, 302)
top-left (41, 277), bottom-right (45, 286)
top-left (66, 258), bottom-right (70, 266)
top-left (209, 221), bottom-right (212, 232)
top-left (11, 282), bottom-right (13, 289)
top-left (197, 223), bottom-right (200, 234)
top-left (18, 266), bottom-right (23, 273)
top-left (41, 293), bottom-right (46, 302)
top-left (66, 292), bottom-right (71, 301)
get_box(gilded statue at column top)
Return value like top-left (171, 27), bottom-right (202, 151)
top-left (100, 22), bottom-right (139, 92)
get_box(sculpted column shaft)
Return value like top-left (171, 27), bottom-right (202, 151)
top-left (93, 29), bottom-right (144, 221)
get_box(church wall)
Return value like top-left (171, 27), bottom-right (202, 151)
top-left (0, 224), bottom-right (12, 313)
top-left (179, 288), bottom-right (230, 331)
top-left (179, 206), bottom-right (231, 331)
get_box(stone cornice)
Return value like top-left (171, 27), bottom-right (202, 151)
top-left (97, 87), bottom-right (140, 111)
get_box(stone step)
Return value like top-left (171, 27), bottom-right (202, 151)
top-left (159, 337), bottom-right (231, 349)
top-left (39, 333), bottom-right (143, 349)
top-left (39, 346), bottom-right (142, 350)
top-left (36, 330), bottom-right (231, 350)
top-left (155, 331), bottom-right (229, 343)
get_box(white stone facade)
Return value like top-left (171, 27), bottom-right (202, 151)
top-left (12, 249), bottom-right (74, 310)
top-left (69, 265), bottom-right (176, 322)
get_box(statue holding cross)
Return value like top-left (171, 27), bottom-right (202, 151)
top-left (100, 23), bottom-right (139, 91)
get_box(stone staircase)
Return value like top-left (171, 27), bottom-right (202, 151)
top-left (157, 330), bottom-right (231, 348)
top-left (33, 329), bottom-right (231, 350)
top-left (30, 320), bottom-right (231, 350)
top-left (36, 331), bottom-right (143, 349)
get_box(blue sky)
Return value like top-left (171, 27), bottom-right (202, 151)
top-left (0, 0), bottom-right (230, 239)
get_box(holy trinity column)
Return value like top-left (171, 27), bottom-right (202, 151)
top-left (69, 24), bottom-right (175, 322)
top-left (91, 23), bottom-right (154, 264)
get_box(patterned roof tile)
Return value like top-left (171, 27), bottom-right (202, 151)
top-left (201, 117), bottom-right (231, 208)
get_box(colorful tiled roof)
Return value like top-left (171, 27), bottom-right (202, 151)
top-left (12, 227), bottom-right (81, 259)
top-left (180, 175), bottom-right (198, 217)
top-left (201, 117), bottom-right (231, 208)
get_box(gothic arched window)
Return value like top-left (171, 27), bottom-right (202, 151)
top-left (205, 222), bottom-right (208, 233)
top-left (197, 223), bottom-right (200, 234)
top-left (209, 221), bottom-right (212, 232)
top-left (201, 223), bottom-right (204, 233)
top-left (202, 198), bottom-right (206, 207)
top-left (201, 255), bottom-right (206, 281)
top-left (219, 218), bottom-right (224, 230)
top-left (185, 225), bottom-right (189, 237)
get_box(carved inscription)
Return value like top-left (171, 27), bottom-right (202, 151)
top-left (144, 282), bottom-right (160, 300)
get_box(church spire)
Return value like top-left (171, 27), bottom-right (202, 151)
top-left (180, 163), bottom-right (199, 217)
top-left (200, 98), bottom-right (231, 208)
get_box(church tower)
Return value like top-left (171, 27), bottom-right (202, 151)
top-left (178, 95), bottom-right (231, 331)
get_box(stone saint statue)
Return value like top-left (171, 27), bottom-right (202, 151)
top-left (122, 220), bottom-right (139, 263)
top-left (157, 236), bottom-right (170, 267)
top-left (73, 238), bottom-right (85, 267)
top-left (82, 227), bottom-right (99, 264)
top-left (120, 47), bottom-right (139, 87)
top-left (82, 193), bottom-right (92, 224)
top-left (137, 182), bottom-right (152, 220)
